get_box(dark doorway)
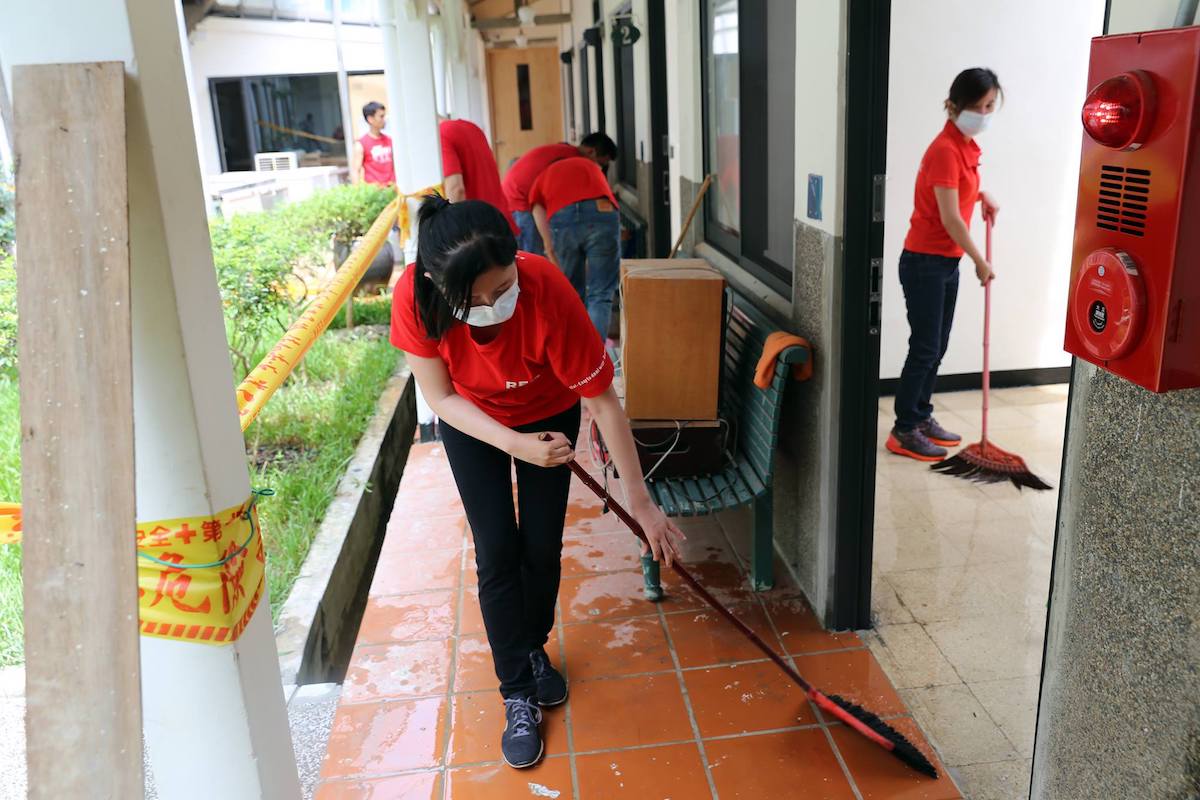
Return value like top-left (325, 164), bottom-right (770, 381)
top-left (213, 79), bottom-right (252, 172)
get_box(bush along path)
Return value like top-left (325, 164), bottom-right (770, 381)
top-left (0, 181), bottom-right (400, 664)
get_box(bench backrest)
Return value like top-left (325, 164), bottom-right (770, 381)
top-left (721, 291), bottom-right (801, 485)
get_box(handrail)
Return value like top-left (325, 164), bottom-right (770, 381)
top-left (1, 192), bottom-right (410, 543)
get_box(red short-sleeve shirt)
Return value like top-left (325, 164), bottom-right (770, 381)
top-left (389, 252), bottom-right (614, 426)
top-left (439, 119), bottom-right (519, 235)
top-left (502, 143), bottom-right (580, 212)
top-left (903, 120), bottom-right (982, 258)
top-left (528, 157), bottom-right (618, 220)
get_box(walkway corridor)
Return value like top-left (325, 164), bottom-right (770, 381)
top-left (314, 437), bottom-right (963, 799)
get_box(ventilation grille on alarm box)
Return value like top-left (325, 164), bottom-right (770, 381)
top-left (1097, 165), bottom-right (1149, 237)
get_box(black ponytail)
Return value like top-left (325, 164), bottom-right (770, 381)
top-left (411, 196), bottom-right (518, 339)
top-left (945, 68), bottom-right (1003, 115)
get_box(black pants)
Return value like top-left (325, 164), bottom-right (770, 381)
top-left (439, 402), bottom-right (581, 698)
top-left (895, 250), bottom-right (961, 432)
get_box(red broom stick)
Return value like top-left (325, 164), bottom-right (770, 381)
top-left (931, 218), bottom-right (1053, 491)
top-left (564, 459), bottom-right (939, 779)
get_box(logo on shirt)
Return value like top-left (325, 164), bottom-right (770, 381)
top-left (504, 380), bottom-right (529, 389)
top-left (370, 144), bottom-right (392, 164)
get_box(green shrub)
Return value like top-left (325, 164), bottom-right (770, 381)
top-left (0, 166), bottom-right (13, 257)
top-left (330, 293), bottom-right (393, 329)
top-left (285, 182), bottom-right (393, 253)
top-left (0, 256), bottom-right (14, 375)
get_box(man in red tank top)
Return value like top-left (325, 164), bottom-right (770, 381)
top-left (353, 101), bottom-right (394, 186)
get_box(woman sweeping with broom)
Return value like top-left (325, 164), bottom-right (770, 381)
top-left (390, 196), bottom-right (685, 769)
top-left (887, 67), bottom-right (1001, 462)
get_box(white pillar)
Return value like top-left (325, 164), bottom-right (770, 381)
top-left (379, 0), bottom-right (443, 196)
top-left (0, 3), bottom-right (301, 798)
top-left (443, 0), bottom-right (473, 121)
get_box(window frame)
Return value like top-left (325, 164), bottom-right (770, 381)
top-left (699, 0), bottom-right (796, 298)
top-left (611, 5), bottom-right (639, 191)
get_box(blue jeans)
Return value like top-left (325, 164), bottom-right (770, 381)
top-left (513, 210), bottom-right (544, 256)
top-left (549, 199), bottom-right (621, 340)
top-left (894, 250), bottom-right (961, 432)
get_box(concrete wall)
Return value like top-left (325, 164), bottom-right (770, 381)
top-left (881, 0), bottom-right (1104, 379)
top-left (1032, 3), bottom-right (1200, 798)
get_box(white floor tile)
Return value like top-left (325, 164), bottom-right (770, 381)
top-left (969, 676), bottom-right (1042, 758)
top-left (871, 574), bottom-right (915, 625)
top-left (924, 611), bottom-right (1047, 683)
top-left (870, 622), bottom-right (962, 688)
top-left (901, 683), bottom-right (1019, 767)
top-left (885, 563), bottom-right (1026, 625)
top-left (872, 524), bottom-right (968, 574)
top-left (956, 759), bottom-right (1033, 800)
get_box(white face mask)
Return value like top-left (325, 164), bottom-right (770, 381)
top-left (954, 109), bottom-right (992, 138)
top-left (455, 278), bottom-right (520, 327)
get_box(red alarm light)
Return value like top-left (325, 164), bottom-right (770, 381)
top-left (1081, 70), bottom-right (1157, 150)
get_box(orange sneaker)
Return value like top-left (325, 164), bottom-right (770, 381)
top-left (886, 428), bottom-right (948, 463)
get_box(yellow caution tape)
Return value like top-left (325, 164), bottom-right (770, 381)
top-left (0, 503), bottom-right (20, 544)
top-left (396, 183), bottom-right (445, 246)
top-left (136, 493), bottom-right (266, 645)
top-left (235, 197), bottom-right (399, 429)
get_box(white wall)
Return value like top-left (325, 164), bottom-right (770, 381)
top-left (186, 16), bottom-right (386, 174)
top-left (880, 0), bottom-right (1106, 380)
top-left (793, 0), bottom-right (846, 236)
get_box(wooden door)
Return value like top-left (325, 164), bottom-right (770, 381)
top-left (486, 46), bottom-right (564, 176)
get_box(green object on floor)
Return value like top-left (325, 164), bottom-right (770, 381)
top-left (640, 554), bottom-right (663, 601)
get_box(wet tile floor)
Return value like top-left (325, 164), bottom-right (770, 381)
top-left (316, 440), bottom-right (964, 799)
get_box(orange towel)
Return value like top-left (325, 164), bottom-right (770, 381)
top-left (754, 332), bottom-right (813, 389)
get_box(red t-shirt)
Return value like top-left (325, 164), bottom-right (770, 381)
top-left (389, 252), bottom-right (614, 426)
top-left (904, 121), bottom-right (981, 257)
top-left (439, 119), bottom-right (518, 235)
top-left (502, 143), bottom-right (580, 212)
top-left (359, 132), bottom-right (394, 186)
top-left (528, 157), bottom-right (618, 220)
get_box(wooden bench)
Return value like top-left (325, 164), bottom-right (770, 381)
top-left (642, 290), bottom-right (808, 592)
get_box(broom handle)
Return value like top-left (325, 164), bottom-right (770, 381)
top-left (669, 174), bottom-right (714, 258)
top-left (564, 459), bottom-right (816, 696)
top-left (982, 217), bottom-right (992, 446)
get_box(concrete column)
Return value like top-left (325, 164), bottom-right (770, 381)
top-left (0, 3), bottom-right (300, 798)
top-left (378, 0), bottom-right (443, 197)
top-left (443, 0), bottom-right (474, 121)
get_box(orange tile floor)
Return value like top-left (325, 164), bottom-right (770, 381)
top-left (315, 442), bottom-right (963, 799)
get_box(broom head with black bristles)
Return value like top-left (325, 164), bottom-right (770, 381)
top-left (931, 440), bottom-right (1052, 491)
top-left (808, 689), bottom-right (939, 778)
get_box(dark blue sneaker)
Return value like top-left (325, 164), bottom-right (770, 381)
top-left (501, 694), bottom-right (544, 768)
top-left (530, 648), bottom-right (568, 707)
top-left (920, 417), bottom-right (961, 447)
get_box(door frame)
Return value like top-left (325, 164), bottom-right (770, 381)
top-left (646, 0), bottom-right (671, 256)
top-left (831, 0), bottom-right (891, 630)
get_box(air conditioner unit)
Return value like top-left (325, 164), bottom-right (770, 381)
top-left (254, 151), bottom-right (299, 172)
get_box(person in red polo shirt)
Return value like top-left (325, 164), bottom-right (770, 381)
top-left (439, 118), bottom-right (518, 235)
top-left (888, 68), bottom-right (1002, 462)
top-left (528, 157), bottom-right (621, 340)
top-left (352, 101), bottom-right (394, 186)
top-left (390, 197), bottom-right (683, 771)
top-left (502, 133), bottom-right (618, 255)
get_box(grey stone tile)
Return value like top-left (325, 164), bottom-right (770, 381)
top-left (957, 758), bottom-right (1033, 800)
top-left (870, 622), bottom-right (961, 689)
top-left (969, 676), bottom-right (1041, 758)
top-left (901, 683), bottom-right (1019, 768)
top-left (925, 611), bottom-right (1046, 683)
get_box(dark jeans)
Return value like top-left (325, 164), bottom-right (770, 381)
top-left (895, 250), bottom-right (961, 432)
top-left (513, 209), bottom-right (545, 256)
top-left (550, 199), bottom-right (621, 340)
top-left (439, 402), bottom-right (581, 699)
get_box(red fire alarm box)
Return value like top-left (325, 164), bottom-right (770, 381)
top-left (1065, 26), bottom-right (1200, 392)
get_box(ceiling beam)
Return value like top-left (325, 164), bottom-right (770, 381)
top-left (472, 12), bottom-right (570, 28)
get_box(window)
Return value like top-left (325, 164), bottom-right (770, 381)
top-left (211, 73), bottom-right (347, 172)
top-left (579, 44), bottom-right (592, 134)
top-left (613, 25), bottom-right (638, 188)
top-left (563, 53), bottom-right (577, 140)
top-left (701, 0), bottom-right (796, 295)
top-left (517, 64), bottom-right (534, 130)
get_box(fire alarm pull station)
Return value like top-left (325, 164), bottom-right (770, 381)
top-left (1064, 26), bottom-right (1200, 392)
